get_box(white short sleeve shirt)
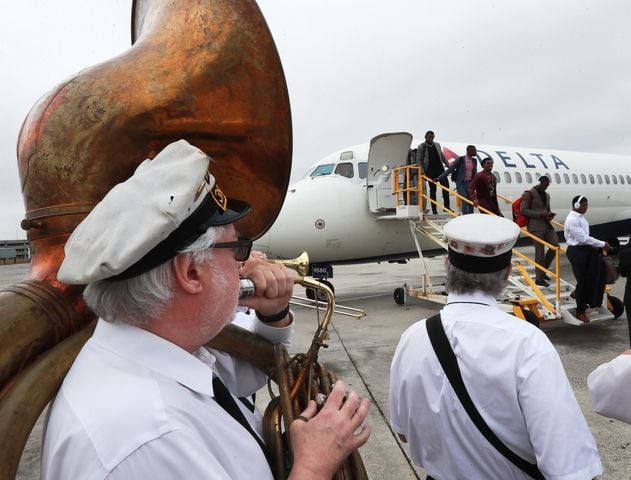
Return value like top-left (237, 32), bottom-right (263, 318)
top-left (389, 291), bottom-right (603, 480)
top-left (588, 353), bottom-right (631, 424)
top-left (42, 312), bottom-right (293, 480)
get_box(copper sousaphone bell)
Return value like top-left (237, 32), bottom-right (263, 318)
top-left (0, 1), bottom-right (367, 479)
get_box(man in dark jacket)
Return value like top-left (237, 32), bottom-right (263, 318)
top-left (618, 245), bottom-right (631, 344)
top-left (416, 131), bottom-right (450, 214)
top-left (520, 175), bottom-right (558, 286)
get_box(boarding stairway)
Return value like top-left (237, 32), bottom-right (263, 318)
top-left (386, 166), bottom-right (623, 327)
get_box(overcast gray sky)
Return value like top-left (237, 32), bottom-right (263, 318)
top-left (2, 1), bottom-right (630, 239)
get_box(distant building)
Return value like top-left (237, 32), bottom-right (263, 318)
top-left (0, 240), bottom-right (30, 264)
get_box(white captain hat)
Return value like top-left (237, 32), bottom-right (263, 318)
top-left (58, 139), bottom-right (250, 284)
top-left (443, 214), bottom-right (520, 273)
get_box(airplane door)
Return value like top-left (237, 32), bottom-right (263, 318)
top-left (366, 132), bottom-right (413, 213)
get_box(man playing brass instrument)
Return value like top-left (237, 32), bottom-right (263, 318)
top-left (42, 140), bottom-right (371, 479)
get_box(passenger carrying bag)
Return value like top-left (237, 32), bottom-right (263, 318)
top-left (602, 256), bottom-right (619, 284)
top-left (426, 314), bottom-right (544, 480)
top-left (512, 191), bottom-right (532, 228)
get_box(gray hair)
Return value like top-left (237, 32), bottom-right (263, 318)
top-left (445, 262), bottom-right (510, 298)
top-left (83, 226), bottom-right (226, 326)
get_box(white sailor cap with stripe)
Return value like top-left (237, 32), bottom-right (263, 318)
top-left (443, 214), bottom-right (520, 273)
top-left (58, 139), bottom-right (250, 284)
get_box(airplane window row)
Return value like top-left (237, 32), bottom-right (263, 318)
top-left (494, 171), bottom-right (631, 186)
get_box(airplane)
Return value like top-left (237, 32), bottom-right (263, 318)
top-left (254, 132), bottom-right (631, 293)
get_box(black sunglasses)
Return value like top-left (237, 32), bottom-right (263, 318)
top-left (209, 237), bottom-right (253, 261)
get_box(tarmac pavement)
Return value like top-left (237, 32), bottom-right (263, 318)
top-left (5, 250), bottom-right (631, 479)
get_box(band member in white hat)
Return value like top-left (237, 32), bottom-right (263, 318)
top-left (42, 140), bottom-right (370, 479)
top-left (389, 214), bottom-right (602, 480)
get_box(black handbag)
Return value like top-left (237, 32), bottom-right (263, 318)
top-left (602, 256), bottom-right (619, 284)
top-left (426, 314), bottom-right (544, 480)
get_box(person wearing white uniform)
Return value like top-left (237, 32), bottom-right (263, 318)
top-left (42, 140), bottom-right (371, 480)
top-left (389, 214), bottom-right (602, 480)
top-left (588, 350), bottom-right (631, 424)
top-left (564, 195), bottom-right (612, 322)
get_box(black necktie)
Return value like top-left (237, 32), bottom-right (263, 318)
top-left (211, 376), bottom-right (273, 469)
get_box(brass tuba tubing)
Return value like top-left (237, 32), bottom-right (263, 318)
top-left (211, 252), bottom-right (368, 479)
top-left (266, 256), bottom-right (368, 479)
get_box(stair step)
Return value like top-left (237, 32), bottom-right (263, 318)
top-left (561, 306), bottom-right (614, 325)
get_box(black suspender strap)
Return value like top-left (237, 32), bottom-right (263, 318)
top-left (426, 314), bottom-right (544, 480)
top-left (211, 376), bottom-right (273, 469)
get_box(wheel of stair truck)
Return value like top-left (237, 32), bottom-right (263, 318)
top-left (306, 279), bottom-right (334, 302)
top-left (394, 287), bottom-right (405, 305)
top-left (607, 295), bottom-right (624, 319)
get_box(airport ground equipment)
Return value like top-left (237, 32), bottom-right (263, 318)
top-left (389, 167), bottom-right (623, 327)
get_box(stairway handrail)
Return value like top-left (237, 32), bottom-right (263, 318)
top-left (420, 174), bottom-right (566, 316)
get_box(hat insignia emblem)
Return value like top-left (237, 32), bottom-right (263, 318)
top-left (210, 185), bottom-right (228, 212)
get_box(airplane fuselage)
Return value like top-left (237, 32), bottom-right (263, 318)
top-left (255, 136), bottom-right (631, 267)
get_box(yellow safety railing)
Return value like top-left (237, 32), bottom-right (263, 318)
top-left (421, 174), bottom-right (564, 318)
top-left (393, 165), bottom-right (422, 207)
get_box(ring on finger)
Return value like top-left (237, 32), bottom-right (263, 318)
top-left (295, 415), bottom-right (309, 423)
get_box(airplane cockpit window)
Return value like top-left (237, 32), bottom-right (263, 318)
top-left (580, 174), bottom-right (587, 184)
top-left (358, 162), bottom-right (367, 179)
top-left (588, 174), bottom-right (595, 184)
top-left (493, 172), bottom-right (500, 183)
top-left (335, 162), bottom-right (354, 178)
top-left (619, 175), bottom-right (625, 184)
top-left (515, 172), bottom-right (523, 183)
top-left (612, 175), bottom-right (618, 185)
top-left (310, 164), bottom-right (335, 177)
top-left (554, 173), bottom-right (561, 184)
top-left (563, 173), bottom-right (570, 184)
top-left (596, 174), bottom-right (603, 184)
top-left (339, 151), bottom-right (353, 161)
top-left (572, 173), bottom-right (579, 183)
top-left (504, 172), bottom-right (512, 183)
top-left (525, 172), bottom-right (533, 183)
top-left (604, 175), bottom-right (611, 185)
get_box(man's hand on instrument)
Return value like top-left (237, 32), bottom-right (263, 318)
top-left (239, 251), bottom-right (296, 324)
top-left (289, 380), bottom-right (371, 479)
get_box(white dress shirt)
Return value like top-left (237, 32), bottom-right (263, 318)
top-left (41, 310), bottom-right (293, 480)
top-left (588, 353), bottom-right (631, 424)
top-left (389, 291), bottom-right (603, 480)
top-left (564, 210), bottom-right (605, 248)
